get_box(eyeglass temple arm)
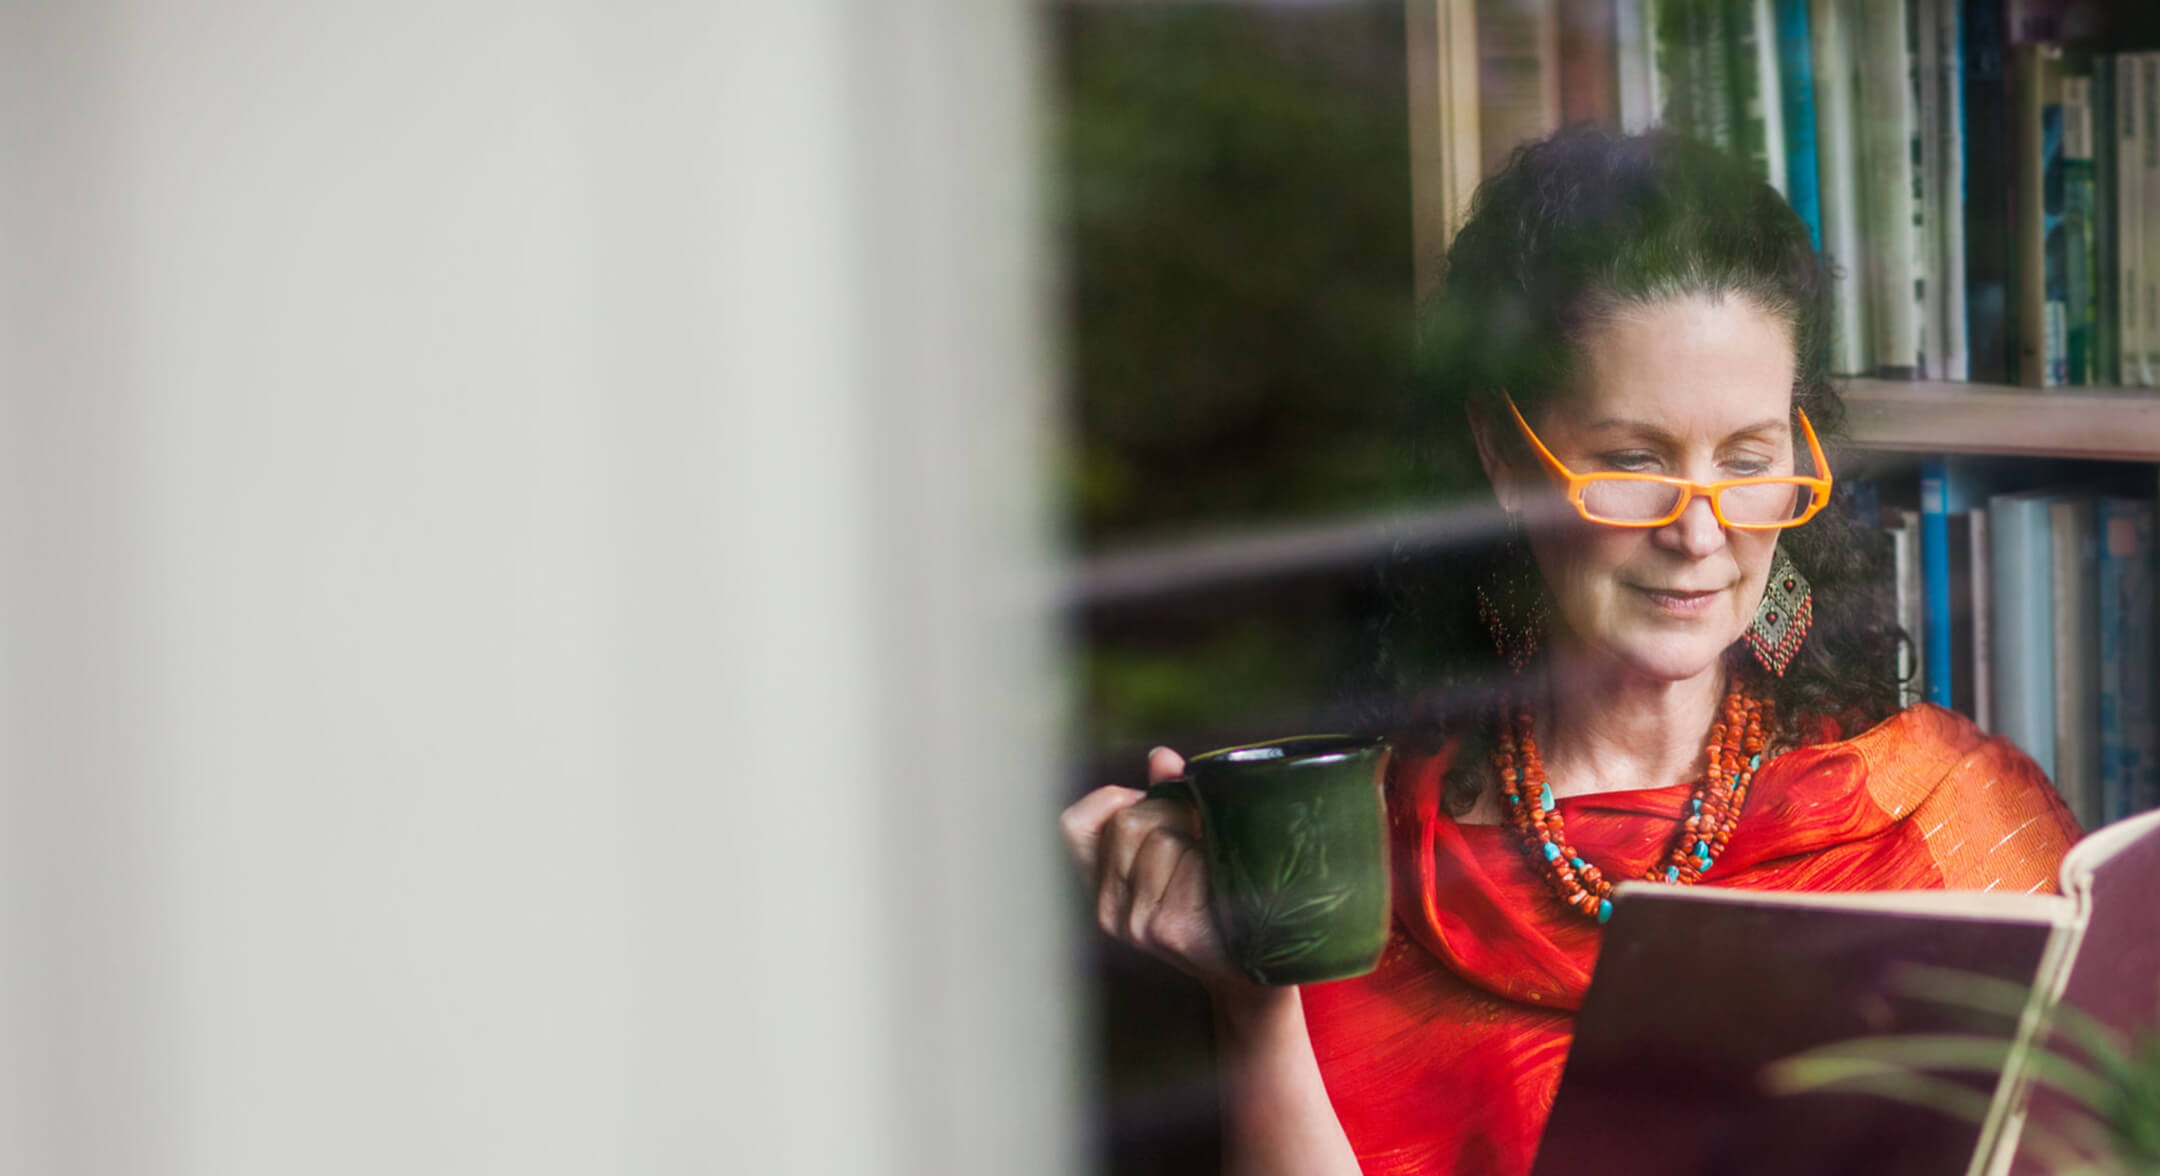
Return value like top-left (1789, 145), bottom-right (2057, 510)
top-left (1501, 393), bottom-right (1578, 483)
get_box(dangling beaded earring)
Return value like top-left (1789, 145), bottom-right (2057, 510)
top-left (1743, 546), bottom-right (1813, 677)
top-left (1476, 514), bottom-right (1549, 673)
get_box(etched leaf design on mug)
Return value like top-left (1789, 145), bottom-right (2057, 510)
top-left (1235, 795), bottom-right (1357, 972)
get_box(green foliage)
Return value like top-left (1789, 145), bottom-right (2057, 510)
top-left (1765, 966), bottom-right (2160, 1175)
top-left (1086, 619), bottom-right (1347, 750)
top-left (1056, 4), bottom-right (1456, 545)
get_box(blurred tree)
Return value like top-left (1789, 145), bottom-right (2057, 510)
top-left (1057, 3), bottom-right (1449, 546)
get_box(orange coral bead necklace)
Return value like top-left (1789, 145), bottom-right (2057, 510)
top-left (1490, 678), bottom-right (1771, 924)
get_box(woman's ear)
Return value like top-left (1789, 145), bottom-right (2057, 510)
top-left (1468, 404), bottom-right (1525, 515)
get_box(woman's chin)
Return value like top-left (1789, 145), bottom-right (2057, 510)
top-left (1582, 638), bottom-right (1732, 687)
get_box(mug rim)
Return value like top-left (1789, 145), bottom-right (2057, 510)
top-left (1186, 733), bottom-right (1386, 770)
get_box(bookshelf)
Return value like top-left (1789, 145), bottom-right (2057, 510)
top-left (1844, 379), bottom-right (2160, 461)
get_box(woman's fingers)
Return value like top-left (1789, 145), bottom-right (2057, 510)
top-left (1097, 799), bottom-right (1174, 935)
top-left (1146, 745), bottom-right (1186, 786)
top-left (1124, 823), bottom-right (1198, 944)
top-left (1058, 783), bottom-right (1145, 879)
top-left (1061, 744), bottom-right (1232, 985)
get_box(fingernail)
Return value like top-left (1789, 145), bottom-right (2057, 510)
top-left (1146, 745), bottom-right (1169, 758)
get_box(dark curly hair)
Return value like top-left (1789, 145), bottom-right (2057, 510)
top-left (1370, 125), bottom-right (1904, 814)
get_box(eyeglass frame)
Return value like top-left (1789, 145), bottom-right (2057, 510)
top-left (1502, 392), bottom-right (1835, 530)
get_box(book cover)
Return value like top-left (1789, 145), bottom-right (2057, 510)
top-left (1811, 0), bottom-right (1869, 375)
top-left (1726, 0), bottom-right (1786, 192)
top-left (1920, 460), bottom-right (1954, 708)
top-left (1654, 0), bottom-right (1701, 135)
top-left (1616, 0), bottom-right (1659, 132)
top-left (1854, 0), bottom-right (1923, 378)
top-left (2116, 53), bottom-right (2145, 386)
top-left (1947, 508), bottom-right (1977, 719)
top-left (1969, 507), bottom-right (1993, 733)
top-left (1989, 491), bottom-right (2057, 779)
top-left (1560, 0), bottom-right (1620, 129)
top-left (1477, 0), bottom-right (1562, 180)
top-left (1912, 0), bottom-right (1940, 379)
top-left (2144, 55), bottom-right (2160, 385)
top-left (2050, 497), bottom-right (2100, 829)
top-left (2015, 43), bottom-right (2068, 387)
top-left (1697, 0), bottom-right (1734, 148)
top-left (1892, 508), bottom-right (1924, 708)
top-left (1533, 810), bottom-right (2160, 1176)
top-left (1406, 0), bottom-right (1482, 293)
top-left (1773, 0), bottom-right (1823, 248)
top-left (1961, 0), bottom-right (2013, 383)
top-left (2093, 56), bottom-right (2118, 387)
top-left (2061, 71), bottom-right (2099, 386)
top-left (2096, 498), bottom-right (2157, 824)
top-left (1925, 0), bottom-right (1968, 381)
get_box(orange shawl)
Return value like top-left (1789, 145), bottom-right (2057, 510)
top-left (1298, 704), bottom-right (2081, 1176)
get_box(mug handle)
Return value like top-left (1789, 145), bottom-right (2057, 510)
top-left (1145, 775), bottom-right (1193, 803)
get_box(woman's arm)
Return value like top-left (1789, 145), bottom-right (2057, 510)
top-left (1060, 747), bottom-right (1360, 1176)
top-left (1213, 985), bottom-right (1359, 1176)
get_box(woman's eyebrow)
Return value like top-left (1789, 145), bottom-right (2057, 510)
top-left (1579, 417), bottom-right (1790, 442)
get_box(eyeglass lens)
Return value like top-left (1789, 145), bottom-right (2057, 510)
top-left (1579, 479), bottom-right (1817, 525)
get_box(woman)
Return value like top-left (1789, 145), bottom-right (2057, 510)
top-left (1058, 127), bottom-right (2082, 1176)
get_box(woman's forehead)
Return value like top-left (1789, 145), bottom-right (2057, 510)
top-left (1553, 297), bottom-right (1796, 432)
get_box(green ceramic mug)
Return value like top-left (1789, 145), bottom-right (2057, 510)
top-left (1148, 734), bottom-right (1393, 986)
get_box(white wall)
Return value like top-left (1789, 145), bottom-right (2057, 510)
top-left (0, 2), bottom-right (1072, 1172)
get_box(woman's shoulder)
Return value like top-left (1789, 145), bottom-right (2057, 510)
top-left (1823, 702), bottom-right (1994, 763)
top-left (1751, 703), bottom-right (2081, 892)
top-left (1788, 702), bottom-right (2071, 829)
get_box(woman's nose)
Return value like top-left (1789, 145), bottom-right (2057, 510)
top-left (1655, 492), bottom-right (1726, 557)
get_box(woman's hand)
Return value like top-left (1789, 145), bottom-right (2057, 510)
top-left (1058, 747), bottom-right (1258, 998)
top-left (1061, 747), bottom-right (1361, 1174)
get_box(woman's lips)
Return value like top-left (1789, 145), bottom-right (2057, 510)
top-left (1634, 585), bottom-right (1724, 617)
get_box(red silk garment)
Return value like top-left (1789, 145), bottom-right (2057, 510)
top-left (1298, 704), bottom-right (2082, 1176)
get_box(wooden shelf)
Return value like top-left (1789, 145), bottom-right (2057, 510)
top-left (1843, 378), bottom-right (2160, 461)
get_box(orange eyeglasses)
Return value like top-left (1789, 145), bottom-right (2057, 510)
top-left (1504, 393), bottom-right (1834, 530)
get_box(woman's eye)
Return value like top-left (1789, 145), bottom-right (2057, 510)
top-left (1599, 452), bottom-right (1658, 472)
top-left (1725, 459), bottom-right (1772, 477)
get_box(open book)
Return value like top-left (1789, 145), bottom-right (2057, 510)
top-left (1530, 807), bottom-right (2160, 1176)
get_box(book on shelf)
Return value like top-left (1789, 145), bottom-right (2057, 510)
top-left (1890, 508), bottom-right (1924, 709)
top-left (1652, 0), bottom-right (1706, 145)
top-left (2015, 42), bottom-right (2069, 388)
top-left (1531, 808), bottom-right (2160, 1176)
top-left (1560, 0), bottom-right (1620, 128)
top-left (1919, 460), bottom-right (1955, 708)
top-left (2062, 71), bottom-right (2099, 386)
top-left (2092, 56), bottom-right (2118, 387)
top-left (1989, 490), bottom-right (2057, 779)
top-left (2049, 496), bottom-right (2101, 829)
top-left (2143, 54), bottom-right (2160, 386)
top-left (1426, 3), bottom-right (2160, 388)
top-left (1479, 0), bottom-right (1564, 182)
top-left (1967, 506), bottom-right (1993, 733)
top-left (1921, 0), bottom-right (1968, 382)
top-left (2096, 497), bottom-right (2158, 825)
top-left (1962, 0), bottom-right (2014, 384)
top-left (1730, 0), bottom-right (1787, 193)
top-left (1405, 0), bottom-right (1480, 282)
top-left (1615, 0), bottom-right (1658, 132)
top-left (1946, 507), bottom-right (1981, 719)
top-left (1854, 0), bottom-right (1924, 378)
top-left (2114, 53), bottom-right (2145, 386)
top-left (1772, 0), bottom-right (1822, 248)
top-left (1696, 0), bottom-right (1734, 148)
top-left (1810, 0), bottom-right (1869, 376)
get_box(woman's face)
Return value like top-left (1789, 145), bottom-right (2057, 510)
top-left (1492, 295), bottom-right (1801, 685)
